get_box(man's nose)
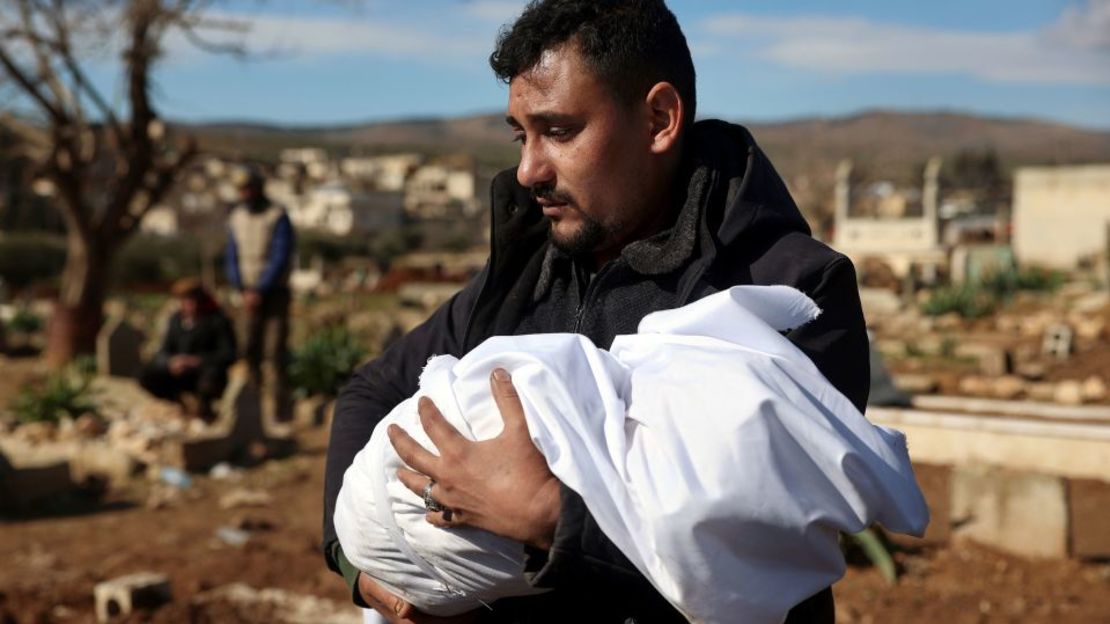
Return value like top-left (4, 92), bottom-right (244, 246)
top-left (516, 141), bottom-right (554, 189)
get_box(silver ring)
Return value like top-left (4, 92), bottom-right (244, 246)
top-left (422, 480), bottom-right (445, 513)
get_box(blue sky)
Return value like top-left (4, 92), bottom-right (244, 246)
top-left (86, 0), bottom-right (1110, 128)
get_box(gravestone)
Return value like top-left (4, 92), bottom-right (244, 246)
top-left (1042, 324), bottom-right (1074, 360)
top-left (96, 318), bottom-right (146, 378)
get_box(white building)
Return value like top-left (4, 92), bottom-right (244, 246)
top-left (1012, 164), bottom-right (1110, 269)
top-left (341, 154), bottom-right (423, 191)
top-left (291, 182), bottom-right (404, 236)
top-left (405, 164), bottom-right (479, 218)
top-left (833, 158), bottom-right (947, 280)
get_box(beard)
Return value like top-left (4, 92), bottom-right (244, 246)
top-left (551, 215), bottom-right (606, 257)
top-left (533, 184), bottom-right (608, 257)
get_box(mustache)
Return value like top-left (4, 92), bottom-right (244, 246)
top-left (531, 184), bottom-right (575, 205)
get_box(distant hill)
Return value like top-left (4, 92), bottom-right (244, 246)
top-left (182, 109), bottom-right (1110, 182)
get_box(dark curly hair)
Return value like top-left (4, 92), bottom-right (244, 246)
top-left (490, 0), bottom-right (696, 128)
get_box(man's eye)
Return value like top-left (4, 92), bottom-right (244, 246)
top-left (511, 132), bottom-right (526, 144)
top-left (547, 127), bottom-right (574, 141)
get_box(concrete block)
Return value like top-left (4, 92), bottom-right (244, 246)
top-left (950, 465), bottom-right (1067, 558)
top-left (94, 572), bottom-right (172, 622)
top-left (0, 448), bottom-right (74, 511)
top-left (1068, 478), bottom-right (1110, 559)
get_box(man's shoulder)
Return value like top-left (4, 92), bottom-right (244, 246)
top-left (722, 229), bottom-right (854, 289)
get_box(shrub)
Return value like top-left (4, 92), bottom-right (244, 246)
top-left (8, 308), bottom-right (44, 333)
top-left (113, 233), bottom-right (203, 286)
top-left (288, 325), bottom-right (367, 399)
top-left (12, 363), bottom-right (97, 424)
top-left (920, 284), bottom-right (996, 319)
top-left (0, 232), bottom-right (66, 287)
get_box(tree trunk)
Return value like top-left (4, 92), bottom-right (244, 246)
top-left (45, 233), bottom-right (111, 368)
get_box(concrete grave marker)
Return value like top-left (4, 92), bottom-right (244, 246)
top-left (1042, 324), bottom-right (1074, 360)
top-left (96, 317), bottom-right (146, 378)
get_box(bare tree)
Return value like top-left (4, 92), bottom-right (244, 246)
top-left (0, 0), bottom-right (247, 366)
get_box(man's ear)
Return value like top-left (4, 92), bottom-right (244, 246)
top-left (645, 82), bottom-right (683, 155)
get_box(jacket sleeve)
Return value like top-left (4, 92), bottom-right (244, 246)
top-left (225, 228), bottom-right (243, 291)
top-left (152, 314), bottom-right (180, 369)
top-left (321, 268), bottom-right (487, 603)
top-left (256, 212), bottom-right (295, 292)
top-left (524, 256), bottom-right (870, 611)
top-left (198, 313), bottom-right (238, 370)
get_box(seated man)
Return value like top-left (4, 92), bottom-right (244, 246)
top-left (335, 286), bottom-right (929, 624)
top-left (139, 278), bottom-right (237, 420)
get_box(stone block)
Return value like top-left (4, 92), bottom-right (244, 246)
top-left (955, 344), bottom-right (1011, 377)
top-left (93, 572), bottom-right (172, 622)
top-left (0, 452), bottom-right (74, 511)
top-left (990, 375), bottom-right (1026, 400)
top-left (1068, 478), bottom-right (1110, 558)
top-left (1081, 376), bottom-right (1107, 402)
top-left (950, 465), bottom-right (1067, 558)
top-left (892, 373), bottom-right (939, 395)
top-left (1054, 380), bottom-right (1085, 406)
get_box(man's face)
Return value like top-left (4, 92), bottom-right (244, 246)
top-left (507, 44), bottom-right (655, 259)
top-left (179, 296), bottom-right (198, 320)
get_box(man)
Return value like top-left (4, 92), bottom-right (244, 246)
top-left (323, 1), bottom-right (869, 622)
top-left (139, 278), bottom-right (236, 420)
top-left (226, 167), bottom-right (295, 420)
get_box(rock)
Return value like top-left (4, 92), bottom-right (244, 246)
top-left (219, 488), bottom-right (273, 510)
top-left (15, 421), bottom-right (57, 444)
top-left (1054, 380), bottom-right (1085, 406)
top-left (1072, 292), bottom-right (1109, 314)
top-left (93, 572), bottom-right (172, 623)
top-left (892, 373), bottom-right (939, 394)
top-left (1027, 382), bottom-right (1056, 402)
top-left (991, 375), bottom-right (1026, 400)
top-left (1081, 376), bottom-right (1108, 402)
top-left (74, 413), bottom-right (108, 439)
top-left (1016, 362), bottom-right (1048, 381)
top-left (1074, 317), bottom-right (1107, 341)
top-left (191, 583), bottom-right (362, 624)
top-left (950, 465), bottom-right (1068, 558)
top-left (214, 526), bottom-right (251, 548)
top-left (958, 376), bottom-right (992, 397)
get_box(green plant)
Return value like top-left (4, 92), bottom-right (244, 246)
top-left (12, 364), bottom-right (97, 424)
top-left (288, 326), bottom-right (367, 399)
top-left (843, 528), bottom-right (898, 585)
top-left (8, 308), bottom-right (44, 333)
top-left (0, 232), bottom-right (67, 288)
top-left (920, 284), bottom-right (996, 319)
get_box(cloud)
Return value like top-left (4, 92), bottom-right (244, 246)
top-left (157, 8), bottom-right (497, 66)
top-left (462, 0), bottom-right (528, 24)
top-left (1049, 0), bottom-right (1110, 51)
top-left (701, 6), bottom-right (1110, 86)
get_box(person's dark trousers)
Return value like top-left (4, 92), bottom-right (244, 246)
top-left (139, 364), bottom-right (228, 406)
top-left (244, 287), bottom-right (291, 421)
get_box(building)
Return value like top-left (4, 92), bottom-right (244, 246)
top-left (1012, 165), bottom-right (1110, 269)
top-left (404, 163), bottom-right (479, 219)
top-left (290, 181), bottom-right (404, 236)
top-left (832, 158), bottom-right (947, 281)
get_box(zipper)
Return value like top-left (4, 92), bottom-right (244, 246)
top-left (572, 259), bottom-right (618, 334)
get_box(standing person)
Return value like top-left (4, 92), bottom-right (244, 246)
top-left (323, 1), bottom-right (870, 622)
top-left (139, 278), bottom-right (236, 421)
top-left (226, 167), bottom-right (295, 421)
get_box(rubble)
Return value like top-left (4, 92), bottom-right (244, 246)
top-left (191, 583), bottom-right (362, 624)
top-left (93, 572), bottom-right (172, 623)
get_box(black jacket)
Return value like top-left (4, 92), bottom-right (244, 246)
top-left (153, 308), bottom-right (237, 372)
top-left (323, 120), bottom-right (869, 623)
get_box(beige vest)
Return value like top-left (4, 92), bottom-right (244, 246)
top-left (229, 203), bottom-right (292, 289)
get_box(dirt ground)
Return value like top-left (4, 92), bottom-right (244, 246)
top-left (2, 346), bottom-right (1109, 623)
top-left (2, 421), bottom-right (1109, 623)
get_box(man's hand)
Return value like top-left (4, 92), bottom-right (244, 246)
top-left (389, 368), bottom-right (561, 550)
top-left (357, 574), bottom-right (480, 624)
top-left (167, 355), bottom-right (200, 376)
top-left (243, 289), bottom-right (262, 310)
